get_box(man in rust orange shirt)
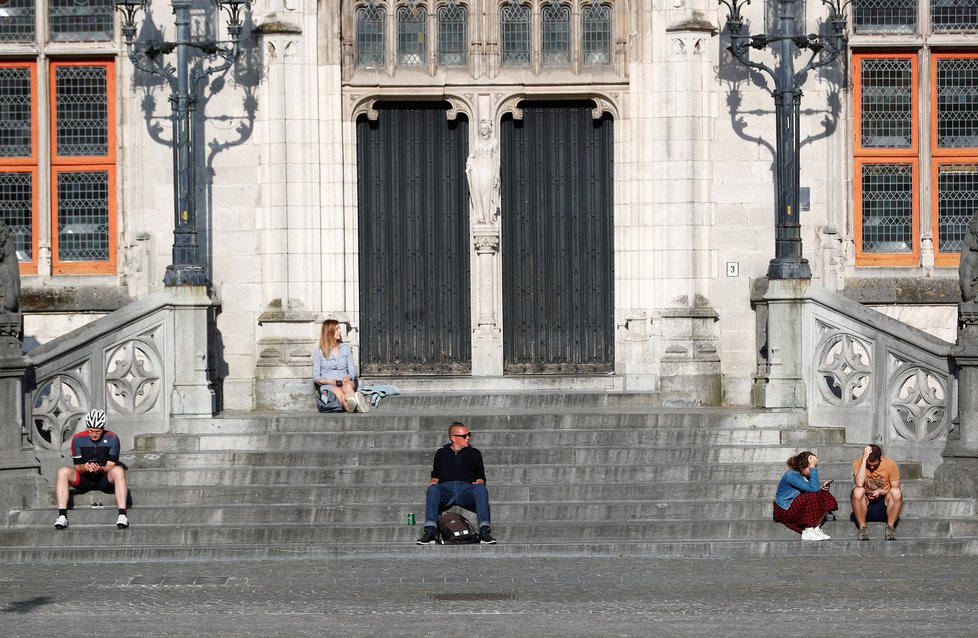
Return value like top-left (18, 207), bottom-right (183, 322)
top-left (851, 444), bottom-right (902, 541)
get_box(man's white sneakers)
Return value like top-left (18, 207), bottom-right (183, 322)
top-left (801, 526), bottom-right (830, 541)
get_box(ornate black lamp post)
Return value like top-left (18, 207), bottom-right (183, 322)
top-left (114, 0), bottom-right (251, 286)
top-left (718, 0), bottom-right (849, 279)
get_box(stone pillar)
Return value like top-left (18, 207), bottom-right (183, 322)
top-left (0, 313), bottom-right (28, 461)
top-left (753, 278), bottom-right (809, 408)
top-left (168, 286), bottom-right (217, 417)
top-left (935, 304), bottom-right (978, 496)
top-left (658, 296), bottom-right (721, 404)
top-left (471, 231), bottom-right (502, 376)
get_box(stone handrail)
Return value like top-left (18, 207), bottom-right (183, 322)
top-left (801, 287), bottom-right (956, 475)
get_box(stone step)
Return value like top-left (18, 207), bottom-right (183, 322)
top-left (135, 428), bottom-right (825, 451)
top-left (114, 460), bottom-right (920, 486)
top-left (12, 497), bottom-right (972, 526)
top-left (2, 519), bottom-right (975, 547)
top-left (0, 535), bottom-right (975, 563)
top-left (48, 480), bottom-right (940, 507)
top-left (169, 410), bottom-right (810, 433)
top-left (124, 445), bottom-right (863, 467)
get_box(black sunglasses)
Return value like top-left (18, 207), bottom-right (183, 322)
top-left (451, 433), bottom-right (471, 439)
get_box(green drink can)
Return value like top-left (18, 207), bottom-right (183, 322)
top-left (408, 513), bottom-right (416, 525)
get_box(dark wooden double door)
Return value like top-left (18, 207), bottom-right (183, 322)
top-left (357, 101), bottom-right (613, 375)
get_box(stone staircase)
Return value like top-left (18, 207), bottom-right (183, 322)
top-left (1, 393), bottom-right (977, 562)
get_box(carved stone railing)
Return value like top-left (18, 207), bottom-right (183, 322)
top-left (23, 287), bottom-right (215, 480)
top-left (801, 287), bottom-right (956, 475)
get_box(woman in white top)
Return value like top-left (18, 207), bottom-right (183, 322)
top-left (312, 319), bottom-right (369, 412)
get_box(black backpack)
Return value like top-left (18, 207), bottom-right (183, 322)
top-left (437, 512), bottom-right (479, 544)
top-left (315, 386), bottom-right (344, 413)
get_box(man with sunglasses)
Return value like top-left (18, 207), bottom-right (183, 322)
top-left (53, 409), bottom-right (130, 530)
top-left (416, 421), bottom-right (496, 544)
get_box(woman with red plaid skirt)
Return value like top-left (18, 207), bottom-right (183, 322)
top-left (773, 450), bottom-right (838, 541)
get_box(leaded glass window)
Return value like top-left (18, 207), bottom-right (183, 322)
top-left (936, 57), bottom-right (978, 148)
top-left (859, 58), bottom-right (913, 149)
top-left (54, 65), bottom-right (109, 157)
top-left (861, 163), bottom-right (915, 254)
top-left (0, 66), bottom-right (33, 159)
top-left (582, 2), bottom-right (612, 65)
top-left (49, 0), bottom-right (115, 42)
top-left (937, 163), bottom-right (978, 253)
top-left (933, 0), bottom-right (978, 32)
top-left (397, 4), bottom-right (427, 67)
top-left (541, 3), bottom-right (570, 66)
top-left (500, 2), bottom-right (531, 65)
top-left (0, 0), bottom-right (35, 43)
top-left (0, 171), bottom-right (33, 261)
top-left (437, 1), bottom-right (467, 66)
top-left (56, 170), bottom-right (109, 262)
top-left (853, 0), bottom-right (917, 34)
top-left (357, 4), bottom-right (387, 67)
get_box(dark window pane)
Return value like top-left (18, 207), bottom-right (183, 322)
top-left (582, 3), bottom-right (612, 66)
top-left (936, 57), bottom-right (978, 148)
top-left (933, 0), bottom-right (978, 33)
top-left (0, 0), bottom-right (35, 43)
top-left (49, 0), bottom-right (115, 42)
top-left (500, 3), bottom-right (530, 65)
top-left (937, 163), bottom-right (978, 253)
top-left (853, 0), bottom-right (917, 34)
top-left (437, 2), bottom-right (467, 66)
top-left (397, 5), bottom-right (427, 67)
top-left (0, 66), bottom-right (32, 158)
top-left (0, 171), bottom-right (33, 262)
top-left (541, 3), bottom-right (570, 66)
top-left (55, 64), bottom-right (109, 157)
top-left (356, 4), bottom-right (387, 67)
top-left (861, 163), bottom-right (914, 254)
top-left (860, 57), bottom-right (913, 149)
top-left (57, 170), bottom-right (109, 262)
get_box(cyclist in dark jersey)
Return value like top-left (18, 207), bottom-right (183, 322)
top-left (54, 409), bottom-right (130, 529)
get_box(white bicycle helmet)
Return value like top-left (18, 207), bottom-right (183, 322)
top-left (84, 409), bottom-right (106, 430)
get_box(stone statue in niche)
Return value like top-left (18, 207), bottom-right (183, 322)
top-left (0, 221), bottom-right (20, 313)
top-left (466, 119), bottom-right (500, 225)
top-left (960, 212), bottom-right (978, 303)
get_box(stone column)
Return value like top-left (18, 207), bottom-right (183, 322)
top-left (472, 231), bottom-right (502, 376)
top-left (753, 278), bottom-right (809, 408)
top-left (0, 313), bottom-right (28, 460)
top-left (168, 286), bottom-right (217, 417)
top-left (947, 304), bottom-right (978, 456)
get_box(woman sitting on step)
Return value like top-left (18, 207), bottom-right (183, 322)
top-left (313, 319), bottom-right (370, 413)
top-left (773, 450), bottom-right (838, 541)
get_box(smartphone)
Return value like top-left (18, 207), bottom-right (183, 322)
top-left (823, 480), bottom-right (833, 487)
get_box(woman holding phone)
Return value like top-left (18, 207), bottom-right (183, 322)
top-left (312, 319), bottom-right (370, 413)
top-left (772, 450), bottom-right (837, 540)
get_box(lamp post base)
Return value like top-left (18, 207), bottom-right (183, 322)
top-left (164, 263), bottom-right (207, 287)
top-left (767, 257), bottom-right (812, 280)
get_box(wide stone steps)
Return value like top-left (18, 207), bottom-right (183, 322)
top-left (42, 479), bottom-right (939, 506)
top-left (1, 398), bottom-right (975, 562)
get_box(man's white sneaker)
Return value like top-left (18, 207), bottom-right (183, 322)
top-left (813, 527), bottom-right (831, 540)
top-left (54, 515), bottom-right (68, 530)
top-left (801, 527), bottom-right (826, 541)
top-left (116, 514), bottom-right (129, 529)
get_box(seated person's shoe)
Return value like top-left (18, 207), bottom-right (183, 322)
top-left (479, 528), bottom-right (497, 544)
top-left (54, 515), bottom-right (69, 530)
top-left (116, 514), bottom-right (129, 529)
top-left (884, 525), bottom-right (897, 541)
top-left (857, 526), bottom-right (869, 541)
top-left (416, 527), bottom-right (438, 545)
top-left (353, 391), bottom-right (371, 413)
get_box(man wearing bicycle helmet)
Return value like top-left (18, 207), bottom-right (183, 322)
top-left (53, 409), bottom-right (130, 530)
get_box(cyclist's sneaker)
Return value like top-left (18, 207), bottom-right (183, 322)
top-left (54, 515), bottom-right (69, 530)
top-left (116, 514), bottom-right (129, 529)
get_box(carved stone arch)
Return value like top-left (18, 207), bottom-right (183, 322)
top-left (443, 95), bottom-right (474, 121)
top-left (497, 94), bottom-right (526, 121)
top-left (590, 93), bottom-right (620, 120)
top-left (350, 96), bottom-right (381, 121)
top-left (350, 95), bottom-right (473, 123)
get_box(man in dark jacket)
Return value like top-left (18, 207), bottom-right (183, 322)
top-left (416, 421), bottom-right (496, 544)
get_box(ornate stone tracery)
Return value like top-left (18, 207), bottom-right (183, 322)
top-left (105, 334), bottom-right (164, 416)
top-left (814, 329), bottom-right (873, 407)
top-left (31, 369), bottom-right (91, 451)
top-left (888, 364), bottom-right (948, 441)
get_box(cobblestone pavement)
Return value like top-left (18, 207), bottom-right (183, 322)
top-left (1, 555), bottom-right (976, 637)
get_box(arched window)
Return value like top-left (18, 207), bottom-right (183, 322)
top-left (541, 2), bottom-right (570, 66)
top-left (500, 2), bottom-right (531, 65)
top-left (356, 3), bottom-right (387, 67)
top-left (582, 2), bottom-right (612, 65)
top-left (437, 1), bottom-right (468, 66)
top-left (397, 3), bottom-right (428, 66)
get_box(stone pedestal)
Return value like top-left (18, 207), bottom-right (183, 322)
top-left (255, 304), bottom-right (322, 410)
top-left (658, 297), bottom-right (721, 404)
top-left (935, 303), bottom-right (978, 497)
top-left (753, 278), bottom-right (809, 409)
top-left (471, 230), bottom-right (502, 376)
top-left (168, 286), bottom-right (218, 417)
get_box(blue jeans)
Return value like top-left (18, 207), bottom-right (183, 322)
top-left (424, 481), bottom-right (491, 530)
